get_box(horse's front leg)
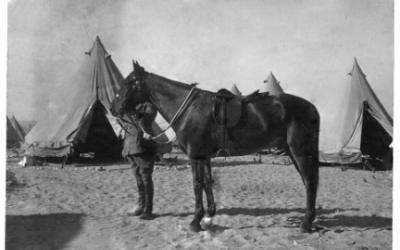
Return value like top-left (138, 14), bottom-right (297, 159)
top-left (204, 158), bottom-right (216, 217)
top-left (189, 158), bottom-right (204, 232)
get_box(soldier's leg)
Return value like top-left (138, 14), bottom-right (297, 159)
top-left (137, 153), bottom-right (156, 220)
top-left (128, 156), bottom-right (145, 216)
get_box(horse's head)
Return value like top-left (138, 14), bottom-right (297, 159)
top-left (111, 61), bottom-right (151, 117)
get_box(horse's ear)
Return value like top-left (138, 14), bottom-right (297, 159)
top-left (133, 60), bottom-right (140, 71)
top-left (133, 61), bottom-right (145, 79)
top-left (132, 60), bottom-right (138, 71)
top-left (132, 60), bottom-right (139, 78)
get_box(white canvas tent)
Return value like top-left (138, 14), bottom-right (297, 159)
top-left (319, 59), bottom-right (392, 164)
top-left (230, 84), bottom-right (242, 96)
top-left (263, 72), bottom-right (284, 95)
top-left (7, 116), bottom-right (25, 148)
top-left (25, 37), bottom-right (172, 159)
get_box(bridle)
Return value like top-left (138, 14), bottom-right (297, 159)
top-left (116, 79), bottom-right (198, 144)
top-left (149, 86), bottom-right (197, 136)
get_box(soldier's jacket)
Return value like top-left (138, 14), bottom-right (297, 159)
top-left (121, 102), bottom-right (157, 158)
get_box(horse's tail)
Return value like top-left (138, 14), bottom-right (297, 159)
top-left (284, 99), bottom-right (320, 231)
top-left (309, 104), bottom-right (320, 160)
top-left (310, 105), bottom-right (320, 187)
top-left (286, 101), bottom-right (320, 187)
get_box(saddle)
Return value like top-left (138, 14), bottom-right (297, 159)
top-left (213, 88), bottom-right (268, 128)
top-left (213, 89), bottom-right (241, 128)
top-left (212, 88), bottom-right (270, 156)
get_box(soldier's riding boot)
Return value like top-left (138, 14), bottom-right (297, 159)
top-left (140, 174), bottom-right (155, 220)
top-left (131, 165), bottom-right (145, 216)
top-left (132, 187), bottom-right (145, 216)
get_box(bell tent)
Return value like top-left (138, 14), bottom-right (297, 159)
top-left (230, 84), bottom-right (242, 96)
top-left (319, 59), bottom-right (392, 165)
top-left (10, 115), bottom-right (26, 139)
top-left (25, 37), bottom-right (172, 160)
top-left (263, 72), bottom-right (284, 95)
top-left (25, 37), bottom-right (124, 159)
top-left (7, 116), bottom-right (25, 148)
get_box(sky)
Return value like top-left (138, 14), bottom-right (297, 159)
top-left (6, 0), bottom-right (393, 149)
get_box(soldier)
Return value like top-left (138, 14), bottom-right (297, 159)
top-left (122, 101), bottom-right (158, 220)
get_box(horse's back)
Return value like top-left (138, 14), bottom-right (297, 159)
top-left (275, 93), bottom-right (319, 123)
top-left (227, 93), bottom-right (319, 152)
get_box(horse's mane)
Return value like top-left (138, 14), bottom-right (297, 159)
top-left (146, 72), bottom-right (216, 95)
top-left (129, 67), bottom-right (266, 100)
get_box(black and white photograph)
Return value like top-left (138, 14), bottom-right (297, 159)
top-left (3, 0), bottom-right (398, 249)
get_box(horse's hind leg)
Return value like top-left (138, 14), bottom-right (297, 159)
top-left (204, 158), bottom-right (216, 217)
top-left (288, 151), bottom-right (319, 232)
top-left (189, 158), bottom-right (205, 232)
top-left (287, 122), bottom-right (319, 233)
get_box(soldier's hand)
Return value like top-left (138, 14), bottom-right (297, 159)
top-left (143, 132), bottom-right (151, 140)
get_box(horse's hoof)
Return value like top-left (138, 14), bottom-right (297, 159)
top-left (189, 221), bottom-right (202, 232)
top-left (207, 204), bottom-right (216, 217)
top-left (300, 222), bottom-right (312, 233)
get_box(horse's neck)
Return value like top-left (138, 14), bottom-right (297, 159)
top-left (145, 73), bottom-right (192, 122)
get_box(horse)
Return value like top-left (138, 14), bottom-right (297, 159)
top-left (111, 61), bottom-right (320, 233)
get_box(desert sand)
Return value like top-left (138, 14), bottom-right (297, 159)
top-left (6, 154), bottom-right (392, 250)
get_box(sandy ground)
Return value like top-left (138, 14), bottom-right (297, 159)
top-left (6, 154), bottom-right (392, 250)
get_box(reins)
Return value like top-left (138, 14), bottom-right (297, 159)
top-left (151, 86), bottom-right (197, 135)
top-left (117, 116), bottom-right (138, 136)
top-left (118, 115), bottom-right (177, 144)
top-left (118, 86), bottom-right (197, 144)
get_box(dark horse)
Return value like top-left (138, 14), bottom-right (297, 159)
top-left (111, 62), bottom-right (320, 233)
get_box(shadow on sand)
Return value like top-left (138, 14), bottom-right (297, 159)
top-left (155, 159), bottom-right (267, 169)
top-left (217, 207), bottom-right (392, 229)
top-left (217, 207), bottom-right (356, 217)
top-left (158, 207), bottom-right (356, 219)
top-left (212, 160), bottom-right (265, 167)
top-left (6, 213), bottom-right (85, 250)
top-left (317, 214), bottom-right (392, 229)
top-left (157, 212), bottom-right (193, 218)
top-left (156, 207), bottom-right (390, 232)
top-left (218, 207), bottom-right (391, 230)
